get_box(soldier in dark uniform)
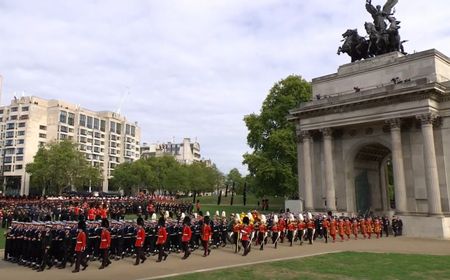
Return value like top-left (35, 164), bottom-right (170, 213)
top-left (37, 224), bottom-right (53, 272)
top-left (58, 225), bottom-right (73, 269)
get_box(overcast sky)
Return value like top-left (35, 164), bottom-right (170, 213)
top-left (0, 0), bottom-right (449, 175)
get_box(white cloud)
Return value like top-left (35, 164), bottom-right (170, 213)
top-left (0, 0), bottom-right (448, 175)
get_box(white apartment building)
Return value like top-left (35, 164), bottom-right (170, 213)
top-left (0, 96), bottom-right (141, 195)
top-left (141, 138), bottom-right (201, 165)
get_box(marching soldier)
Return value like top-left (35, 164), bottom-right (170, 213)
top-left (241, 216), bottom-right (251, 256)
top-left (201, 215), bottom-right (212, 257)
top-left (72, 220), bottom-right (88, 273)
top-left (257, 215), bottom-right (268, 250)
top-left (181, 214), bottom-right (192, 259)
top-left (37, 224), bottom-right (53, 272)
top-left (134, 217), bottom-right (146, 265)
top-left (99, 219), bottom-right (111, 269)
top-left (156, 216), bottom-right (168, 262)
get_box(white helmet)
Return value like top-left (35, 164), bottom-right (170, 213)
top-left (298, 214), bottom-right (304, 221)
top-left (273, 215), bottom-right (279, 223)
top-left (307, 212), bottom-right (313, 220)
top-left (221, 211), bottom-right (226, 218)
top-left (206, 211), bottom-right (210, 217)
top-left (215, 210), bottom-right (220, 216)
top-left (235, 213), bottom-right (241, 223)
top-left (181, 213), bottom-right (185, 220)
top-left (151, 213), bottom-right (157, 221)
top-left (164, 211), bottom-right (170, 219)
top-left (261, 215), bottom-right (267, 224)
top-left (289, 213), bottom-right (294, 222)
top-left (193, 213), bottom-right (198, 219)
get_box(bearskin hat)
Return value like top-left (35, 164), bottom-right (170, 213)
top-left (137, 217), bottom-right (144, 226)
top-left (183, 215), bottom-right (191, 225)
top-left (158, 216), bottom-right (165, 227)
top-left (78, 220), bottom-right (86, 231)
top-left (242, 216), bottom-right (250, 225)
top-left (101, 218), bottom-right (109, 228)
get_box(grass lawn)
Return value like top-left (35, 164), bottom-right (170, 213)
top-left (166, 252), bottom-right (450, 280)
top-left (0, 227), bottom-right (5, 249)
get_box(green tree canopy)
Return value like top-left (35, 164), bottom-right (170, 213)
top-left (243, 75), bottom-right (312, 198)
top-left (226, 168), bottom-right (244, 193)
top-left (26, 140), bottom-right (102, 195)
top-left (110, 156), bottom-right (223, 195)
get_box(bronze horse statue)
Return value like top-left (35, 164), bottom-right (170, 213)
top-left (337, 29), bottom-right (370, 62)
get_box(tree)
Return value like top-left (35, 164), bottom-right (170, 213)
top-left (26, 140), bottom-right (102, 195)
top-left (243, 75), bottom-right (312, 198)
top-left (226, 168), bottom-right (244, 193)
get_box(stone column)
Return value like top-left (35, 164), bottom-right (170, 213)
top-left (322, 128), bottom-right (336, 211)
top-left (300, 131), bottom-right (314, 210)
top-left (386, 118), bottom-right (407, 213)
top-left (417, 113), bottom-right (442, 215)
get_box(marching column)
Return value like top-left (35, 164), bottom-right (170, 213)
top-left (386, 118), bottom-right (407, 213)
top-left (322, 128), bottom-right (336, 211)
top-left (300, 131), bottom-right (314, 210)
top-left (417, 113), bottom-right (442, 215)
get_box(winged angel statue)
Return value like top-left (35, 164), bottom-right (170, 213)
top-left (338, 0), bottom-right (407, 62)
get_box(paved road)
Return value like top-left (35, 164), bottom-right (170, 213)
top-left (1, 237), bottom-right (450, 280)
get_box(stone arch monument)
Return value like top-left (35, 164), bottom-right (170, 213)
top-left (289, 50), bottom-right (450, 239)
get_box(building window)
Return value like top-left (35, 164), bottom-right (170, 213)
top-left (110, 121), bottom-right (116, 133)
top-left (16, 148), bottom-right (24, 154)
top-left (131, 126), bottom-right (136, 137)
top-left (39, 125), bottom-right (47, 130)
top-left (11, 107), bottom-right (18, 112)
top-left (5, 131), bottom-right (14, 138)
top-left (6, 123), bottom-right (14, 130)
top-left (60, 126), bottom-right (68, 133)
top-left (68, 112), bottom-right (75, 126)
top-left (0, 109), bottom-right (3, 114)
top-left (87, 116), bottom-right (93, 129)
top-left (100, 120), bottom-right (106, 132)
top-left (60, 134), bottom-right (67, 140)
top-left (79, 114), bottom-right (86, 127)
top-left (3, 165), bottom-right (11, 172)
top-left (94, 118), bottom-right (99, 130)
top-left (60, 111), bottom-right (67, 123)
top-left (17, 131), bottom-right (25, 136)
top-left (116, 123), bottom-right (122, 134)
top-left (19, 115), bottom-right (29, 120)
top-left (39, 133), bottom-right (47, 138)
top-left (18, 139), bottom-right (24, 144)
top-left (16, 165), bottom-right (23, 170)
top-left (126, 124), bottom-right (131, 135)
top-left (21, 106), bottom-right (29, 112)
top-left (4, 156), bottom-right (12, 163)
top-left (16, 156), bottom-right (23, 161)
top-left (10, 115), bottom-right (17, 120)
top-left (18, 122), bottom-right (26, 128)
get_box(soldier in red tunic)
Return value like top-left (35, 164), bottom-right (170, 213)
top-left (201, 216), bottom-right (212, 257)
top-left (99, 219), bottom-right (111, 269)
top-left (257, 215), bottom-right (268, 250)
top-left (271, 215), bottom-right (280, 249)
top-left (156, 217), bottom-right (168, 262)
top-left (322, 216), bottom-right (330, 243)
top-left (134, 217), bottom-right (146, 265)
top-left (344, 218), bottom-right (352, 240)
top-left (329, 217), bottom-right (337, 243)
top-left (241, 216), bottom-right (252, 256)
top-left (181, 215), bottom-right (192, 259)
top-left (72, 221), bottom-right (88, 273)
top-left (338, 218), bottom-right (345, 242)
top-left (297, 214), bottom-right (306, 245)
top-left (352, 218), bottom-right (359, 240)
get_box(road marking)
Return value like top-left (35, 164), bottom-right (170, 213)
top-left (134, 251), bottom-right (343, 280)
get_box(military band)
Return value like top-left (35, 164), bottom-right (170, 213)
top-left (3, 208), bottom-right (404, 273)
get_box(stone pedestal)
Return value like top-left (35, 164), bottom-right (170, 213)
top-left (399, 215), bottom-right (450, 239)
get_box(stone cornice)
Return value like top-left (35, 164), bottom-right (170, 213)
top-left (288, 83), bottom-right (447, 121)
